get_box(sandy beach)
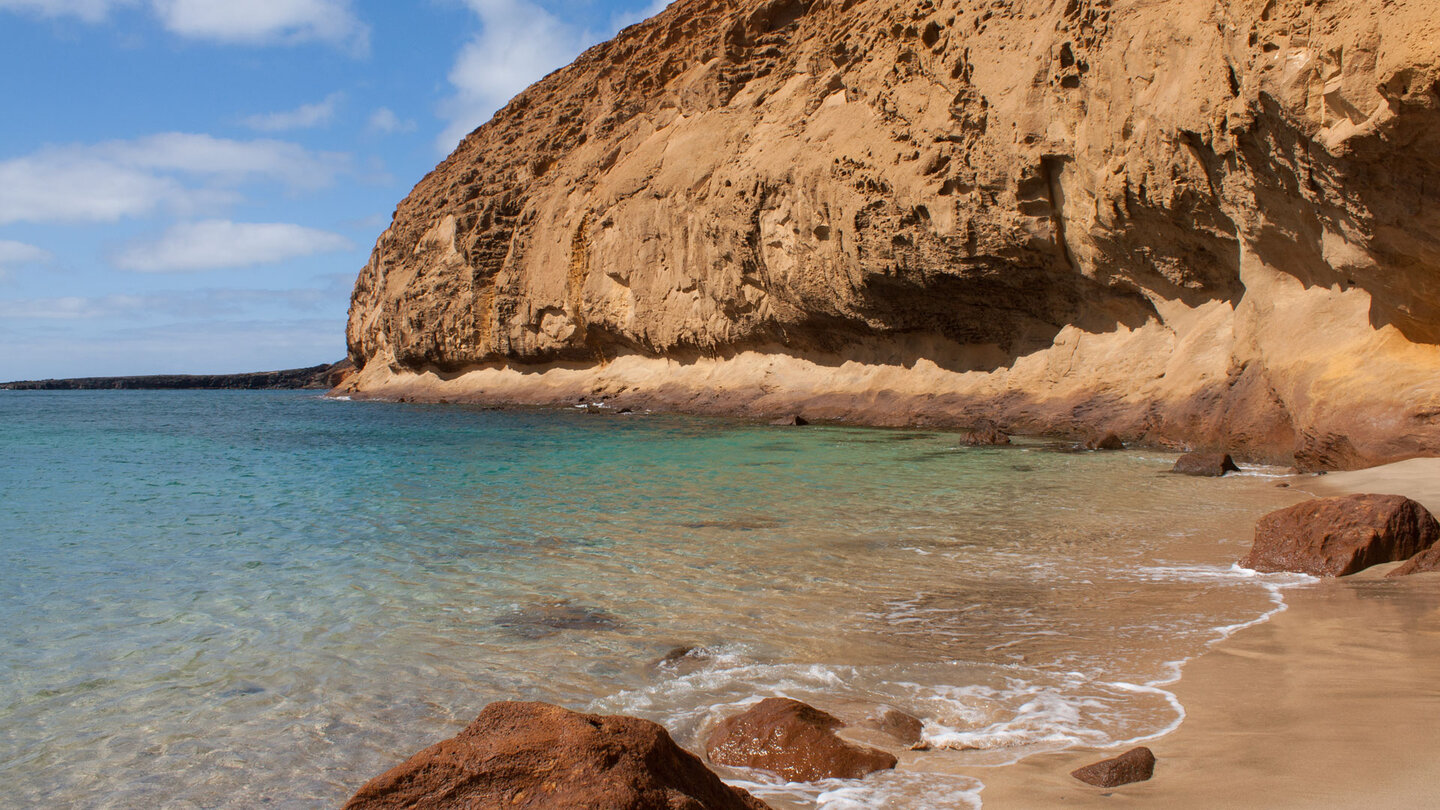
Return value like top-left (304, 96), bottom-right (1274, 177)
top-left (973, 458), bottom-right (1440, 807)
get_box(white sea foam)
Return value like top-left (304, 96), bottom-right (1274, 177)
top-left (730, 771), bottom-right (985, 810)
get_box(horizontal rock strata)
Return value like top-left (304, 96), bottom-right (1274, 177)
top-left (340, 0), bottom-right (1440, 469)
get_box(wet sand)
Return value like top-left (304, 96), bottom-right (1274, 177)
top-left (974, 458), bottom-right (1440, 807)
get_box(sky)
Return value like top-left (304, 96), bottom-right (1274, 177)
top-left (0, 0), bottom-right (669, 380)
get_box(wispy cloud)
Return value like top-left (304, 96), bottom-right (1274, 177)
top-left (153, 0), bottom-right (368, 53)
top-left (435, 0), bottom-right (676, 153)
top-left (0, 316), bottom-right (345, 378)
top-left (244, 92), bottom-right (343, 132)
top-left (0, 0), bottom-right (136, 21)
top-left (0, 134), bottom-right (349, 224)
top-left (0, 0), bottom-right (368, 53)
top-left (114, 219), bottom-right (353, 272)
top-left (437, 0), bottom-right (594, 152)
top-left (609, 0), bottom-right (671, 32)
top-left (0, 239), bottom-right (52, 271)
top-left (0, 286), bottom-right (340, 320)
top-left (367, 107), bottom-right (415, 135)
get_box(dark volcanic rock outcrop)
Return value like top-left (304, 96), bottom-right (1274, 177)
top-left (343, 701), bottom-right (770, 810)
top-left (338, 0), bottom-right (1440, 470)
top-left (705, 697), bottom-right (897, 782)
top-left (2, 360), bottom-right (352, 391)
top-left (1241, 494), bottom-right (1440, 576)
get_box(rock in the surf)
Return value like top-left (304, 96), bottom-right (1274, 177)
top-left (1085, 433), bottom-right (1125, 451)
top-left (343, 701), bottom-right (770, 810)
top-left (769, 415), bottom-right (809, 426)
top-left (1242, 494), bottom-right (1440, 577)
top-left (706, 697), bottom-right (897, 782)
top-left (862, 707), bottom-right (925, 747)
top-left (962, 421), bottom-right (1011, 447)
top-left (1070, 746), bottom-right (1156, 787)
top-left (1172, 452), bottom-right (1240, 477)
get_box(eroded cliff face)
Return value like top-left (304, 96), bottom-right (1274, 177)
top-left (342, 0), bottom-right (1440, 469)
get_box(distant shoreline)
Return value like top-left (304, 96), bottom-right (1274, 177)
top-left (0, 360), bottom-right (352, 391)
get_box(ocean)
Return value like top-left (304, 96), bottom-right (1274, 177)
top-left (0, 390), bottom-right (1307, 808)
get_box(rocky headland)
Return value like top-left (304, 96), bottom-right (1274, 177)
top-left (334, 0), bottom-right (1440, 470)
top-left (2, 360), bottom-right (353, 391)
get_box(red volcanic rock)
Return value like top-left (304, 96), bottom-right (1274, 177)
top-left (962, 421), bottom-right (1011, 446)
top-left (1070, 746), bottom-right (1156, 787)
top-left (1172, 452), bottom-right (1240, 476)
top-left (1241, 494), bottom-right (1440, 577)
top-left (1388, 541), bottom-right (1440, 577)
top-left (344, 701), bottom-right (770, 810)
top-left (1085, 433), bottom-right (1125, 451)
top-left (866, 708), bottom-right (925, 747)
top-left (705, 698), bottom-right (897, 782)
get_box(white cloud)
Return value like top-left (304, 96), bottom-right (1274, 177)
top-left (114, 219), bottom-right (353, 272)
top-left (609, 0), bottom-right (671, 32)
top-left (434, 0), bottom-right (679, 153)
top-left (0, 239), bottom-right (51, 280)
top-left (0, 287), bottom-right (337, 320)
top-left (436, 0), bottom-right (593, 152)
top-left (0, 0), bottom-right (366, 52)
top-left (367, 107), bottom-right (415, 135)
top-left (0, 240), bottom-right (53, 269)
top-left (151, 0), bottom-right (368, 52)
top-left (99, 133), bottom-right (348, 187)
top-left (244, 92), bottom-right (343, 132)
top-left (0, 0), bottom-right (136, 22)
top-left (0, 134), bottom-right (349, 224)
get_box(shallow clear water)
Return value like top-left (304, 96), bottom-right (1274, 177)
top-left (0, 391), bottom-right (1303, 808)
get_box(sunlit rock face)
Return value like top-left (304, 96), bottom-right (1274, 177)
top-left (343, 0), bottom-right (1440, 470)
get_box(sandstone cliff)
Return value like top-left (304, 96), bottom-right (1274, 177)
top-left (340, 0), bottom-right (1440, 469)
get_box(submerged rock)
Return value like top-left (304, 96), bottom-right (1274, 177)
top-left (656, 645), bottom-right (699, 666)
top-left (343, 701), bottom-right (770, 810)
top-left (1085, 433), bottom-right (1125, 451)
top-left (705, 697), bottom-right (897, 782)
top-left (962, 421), bottom-right (1011, 447)
top-left (769, 415), bottom-right (809, 427)
top-left (1070, 746), bottom-right (1156, 788)
top-left (1172, 452), bottom-right (1240, 477)
top-left (1241, 494), bottom-right (1440, 577)
top-left (493, 600), bottom-right (620, 638)
top-left (861, 707), bottom-right (925, 747)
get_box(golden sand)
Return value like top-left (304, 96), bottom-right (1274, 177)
top-left (974, 459), bottom-right (1440, 807)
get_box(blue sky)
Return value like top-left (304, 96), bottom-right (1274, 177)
top-left (0, 0), bottom-right (667, 380)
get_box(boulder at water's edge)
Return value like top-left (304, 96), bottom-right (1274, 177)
top-left (706, 697), bottom-right (897, 782)
top-left (1241, 494), bottom-right (1440, 577)
top-left (1070, 746), bottom-right (1157, 788)
top-left (343, 701), bottom-right (770, 810)
top-left (1172, 452), bottom-right (1239, 477)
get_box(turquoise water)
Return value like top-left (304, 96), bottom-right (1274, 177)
top-left (0, 391), bottom-right (1303, 808)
